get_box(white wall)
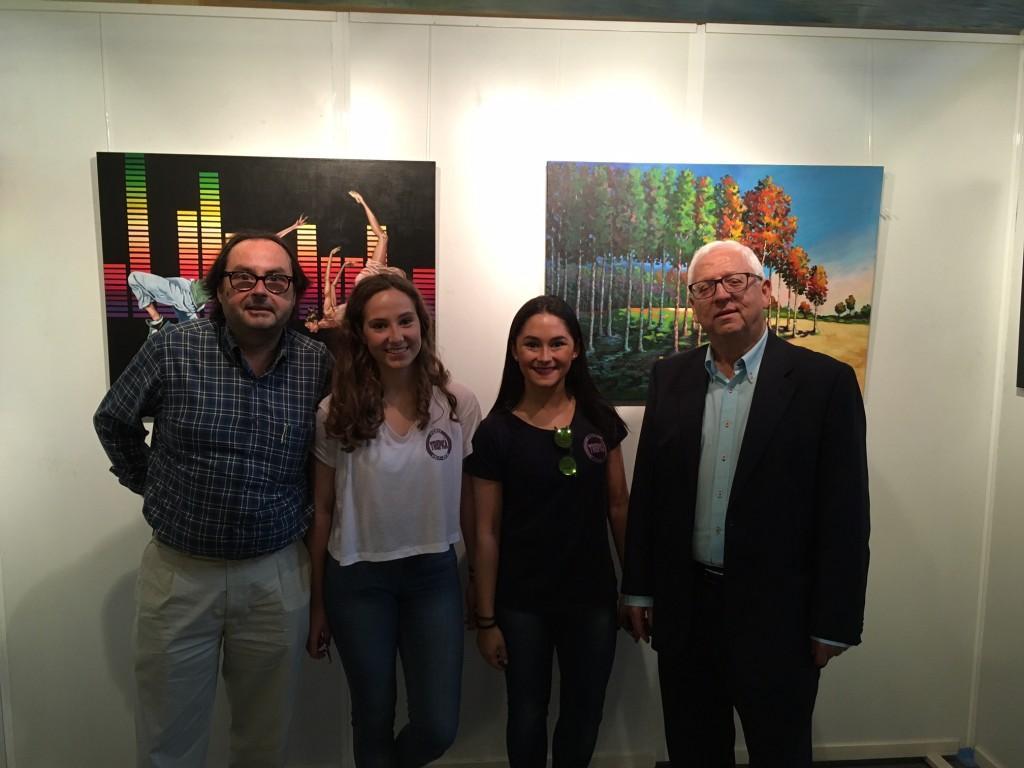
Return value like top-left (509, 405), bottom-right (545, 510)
top-left (974, 49), bottom-right (1024, 768)
top-left (1, 4), bottom-right (1022, 766)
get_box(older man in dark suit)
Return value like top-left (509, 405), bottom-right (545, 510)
top-left (623, 239), bottom-right (870, 767)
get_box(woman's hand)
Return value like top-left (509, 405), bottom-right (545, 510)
top-left (476, 626), bottom-right (508, 671)
top-left (307, 601), bottom-right (332, 660)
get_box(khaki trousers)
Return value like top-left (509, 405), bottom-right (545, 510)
top-left (133, 539), bottom-right (310, 768)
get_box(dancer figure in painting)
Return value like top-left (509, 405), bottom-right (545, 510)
top-left (306, 191), bottom-right (405, 334)
top-left (469, 295), bottom-right (631, 768)
top-left (130, 214), bottom-right (308, 335)
top-left (306, 272), bottom-right (479, 767)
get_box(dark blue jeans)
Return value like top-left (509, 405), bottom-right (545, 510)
top-left (324, 547), bottom-right (463, 768)
top-left (497, 603), bottom-right (618, 768)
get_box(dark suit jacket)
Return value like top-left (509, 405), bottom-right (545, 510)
top-left (622, 332), bottom-right (870, 658)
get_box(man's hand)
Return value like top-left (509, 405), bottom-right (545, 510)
top-left (810, 638), bottom-right (846, 668)
top-left (626, 605), bottom-right (653, 644)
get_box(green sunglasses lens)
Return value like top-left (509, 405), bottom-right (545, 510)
top-left (553, 427), bottom-right (572, 449)
top-left (558, 455), bottom-right (578, 477)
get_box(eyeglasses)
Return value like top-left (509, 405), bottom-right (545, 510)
top-left (688, 272), bottom-right (762, 301)
top-left (224, 271), bottom-right (294, 295)
top-left (554, 426), bottom-right (577, 477)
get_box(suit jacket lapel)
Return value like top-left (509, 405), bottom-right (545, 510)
top-left (659, 348), bottom-right (709, 475)
top-left (731, 333), bottom-right (795, 499)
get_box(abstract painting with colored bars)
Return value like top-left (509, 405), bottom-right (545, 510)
top-left (97, 152), bottom-right (436, 382)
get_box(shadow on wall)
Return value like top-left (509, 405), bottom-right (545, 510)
top-left (8, 520), bottom-right (151, 765)
top-left (7, 520), bottom-right (348, 766)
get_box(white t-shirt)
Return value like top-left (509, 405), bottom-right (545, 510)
top-left (313, 381), bottom-right (481, 565)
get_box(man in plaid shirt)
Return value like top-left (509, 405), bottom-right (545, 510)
top-left (95, 232), bottom-right (332, 767)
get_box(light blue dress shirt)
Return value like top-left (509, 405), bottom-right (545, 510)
top-left (693, 328), bottom-right (768, 566)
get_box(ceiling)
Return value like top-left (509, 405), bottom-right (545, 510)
top-left (93, 0), bottom-right (1024, 36)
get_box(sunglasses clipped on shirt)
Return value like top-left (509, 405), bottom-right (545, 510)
top-left (554, 426), bottom-right (577, 477)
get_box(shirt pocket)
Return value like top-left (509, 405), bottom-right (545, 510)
top-left (258, 418), bottom-right (314, 484)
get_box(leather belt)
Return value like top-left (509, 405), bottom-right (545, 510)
top-left (694, 561), bottom-right (725, 580)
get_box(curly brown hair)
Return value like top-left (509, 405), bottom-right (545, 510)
top-left (325, 272), bottom-right (458, 452)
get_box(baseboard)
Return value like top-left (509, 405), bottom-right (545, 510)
top-left (806, 740), bottom-right (961, 762)
top-left (427, 741), bottom-right (963, 767)
top-left (974, 745), bottom-right (1006, 768)
top-left (433, 754), bottom-right (655, 767)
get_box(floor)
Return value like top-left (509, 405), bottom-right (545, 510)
top-left (657, 758), bottom-right (971, 768)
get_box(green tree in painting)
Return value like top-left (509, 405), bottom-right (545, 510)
top-left (835, 301), bottom-right (846, 318)
top-left (623, 168), bottom-right (648, 352)
top-left (609, 167), bottom-right (631, 337)
top-left (588, 166), bottom-right (612, 349)
top-left (637, 167), bottom-right (665, 349)
top-left (546, 164), bottom-right (567, 296)
top-left (691, 175), bottom-right (718, 337)
top-left (845, 294), bottom-right (857, 314)
top-left (655, 167), bottom-right (677, 334)
top-left (669, 169), bottom-right (696, 352)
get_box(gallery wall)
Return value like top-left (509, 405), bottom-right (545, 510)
top-left (1, 3), bottom-right (1022, 766)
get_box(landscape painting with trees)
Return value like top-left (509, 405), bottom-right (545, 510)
top-left (546, 162), bottom-right (883, 402)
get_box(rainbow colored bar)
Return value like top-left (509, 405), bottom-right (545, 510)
top-left (199, 171), bottom-right (222, 276)
top-left (104, 263), bottom-right (131, 318)
top-left (296, 224), bottom-right (319, 315)
top-left (177, 210), bottom-right (200, 280)
top-left (366, 224), bottom-right (386, 260)
top-left (125, 153), bottom-right (151, 316)
top-left (413, 267), bottom-right (436, 314)
top-left (342, 257), bottom-right (361, 300)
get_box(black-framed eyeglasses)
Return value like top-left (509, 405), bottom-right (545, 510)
top-left (688, 272), bottom-right (762, 301)
top-left (554, 426), bottom-right (577, 477)
top-left (224, 271), bottom-right (294, 295)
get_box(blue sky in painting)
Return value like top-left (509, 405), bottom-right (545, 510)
top-left (569, 162), bottom-right (883, 277)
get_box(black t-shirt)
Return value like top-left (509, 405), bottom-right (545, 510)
top-left (467, 407), bottom-right (626, 610)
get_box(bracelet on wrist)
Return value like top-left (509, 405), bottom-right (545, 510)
top-left (477, 621), bottom-right (498, 630)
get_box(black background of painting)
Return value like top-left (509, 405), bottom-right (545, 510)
top-left (97, 152), bottom-right (436, 383)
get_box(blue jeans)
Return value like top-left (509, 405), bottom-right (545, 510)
top-left (324, 547), bottom-right (463, 768)
top-left (128, 272), bottom-right (200, 321)
top-left (497, 604), bottom-right (617, 768)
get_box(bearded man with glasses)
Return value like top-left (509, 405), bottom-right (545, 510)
top-left (623, 239), bottom-right (870, 767)
top-left (95, 232), bottom-right (332, 767)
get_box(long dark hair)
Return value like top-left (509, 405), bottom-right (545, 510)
top-left (202, 232), bottom-right (309, 322)
top-left (325, 272), bottom-right (458, 452)
top-left (493, 295), bottom-right (625, 440)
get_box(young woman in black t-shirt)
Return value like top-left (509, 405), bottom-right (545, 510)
top-left (468, 295), bottom-right (633, 768)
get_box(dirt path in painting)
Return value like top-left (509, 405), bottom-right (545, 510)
top-left (777, 319), bottom-right (869, 389)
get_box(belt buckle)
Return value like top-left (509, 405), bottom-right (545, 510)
top-left (699, 563), bottom-right (725, 580)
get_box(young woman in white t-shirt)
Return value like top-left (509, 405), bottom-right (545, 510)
top-left (306, 272), bottom-right (480, 767)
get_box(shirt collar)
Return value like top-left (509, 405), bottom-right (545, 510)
top-left (218, 321), bottom-right (291, 374)
top-left (704, 327), bottom-right (769, 384)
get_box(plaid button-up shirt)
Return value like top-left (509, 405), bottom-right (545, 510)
top-left (95, 318), bottom-right (333, 559)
